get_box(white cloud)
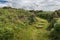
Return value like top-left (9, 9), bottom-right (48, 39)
top-left (0, 3), bottom-right (7, 7)
top-left (0, 0), bottom-right (60, 11)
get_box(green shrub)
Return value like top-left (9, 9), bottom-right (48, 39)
top-left (0, 27), bottom-right (14, 40)
top-left (28, 15), bottom-right (35, 24)
top-left (50, 23), bottom-right (60, 40)
top-left (37, 12), bottom-right (53, 22)
top-left (54, 23), bottom-right (60, 32)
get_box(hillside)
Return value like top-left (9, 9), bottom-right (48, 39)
top-left (0, 7), bottom-right (60, 40)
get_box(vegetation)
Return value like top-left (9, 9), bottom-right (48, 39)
top-left (0, 7), bottom-right (60, 40)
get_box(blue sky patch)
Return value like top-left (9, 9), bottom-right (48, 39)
top-left (0, 0), bottom-right (7, 3)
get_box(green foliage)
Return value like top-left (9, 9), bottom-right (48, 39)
top-left (0, 8), bottom-right (33, 40)
top-left (28, 15), bottom-right (35, 24)
top-left (0, 27), bottom-right (14, 40)
top-left (49, 18), bottom-right (60, 40)
top-left (54, 23), bottom-right (60, 32)
top-left (37, 12), bottom-right (53, 22)
top-left (50, 23), bottom-right (60, 40)
top-left (1, 8), bottom-right (60, 40)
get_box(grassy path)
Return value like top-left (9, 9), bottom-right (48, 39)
top-left (25, 17), bottom-right (50, 40)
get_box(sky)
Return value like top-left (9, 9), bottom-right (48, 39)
top-left (0, 0), bottom-right (60, 11)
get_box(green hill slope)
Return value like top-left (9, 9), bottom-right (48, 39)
top-left (0, 8), bottom-right (53, 40)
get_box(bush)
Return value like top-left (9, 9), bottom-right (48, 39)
top-left (37, 12), bottom-right (53, 22)
top-left (0, 27), bottom-right (14, 40)
top-left (28, 15), bottom-right (35, 24)
top-left (54, 23), bottom-right (60, 32)
top-left (50, 23), bottom-right (60, 40)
